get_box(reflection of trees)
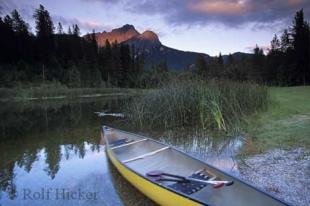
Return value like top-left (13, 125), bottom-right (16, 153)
top-left (17, 151), bottom-right (38, 173)
top-left (44, 145), bottom-right (62, 179)
top-left (0, 97), bottom-right (127, 200)
top-left (0, 162), bottom-right (16, 200)
top-left (0, 97), bottom-right (127, 140)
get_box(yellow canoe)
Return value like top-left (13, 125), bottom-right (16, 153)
top-left (102, 126), bottom-right (288, 206)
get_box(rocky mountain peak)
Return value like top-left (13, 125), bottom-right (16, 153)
top-left (139, 30), bottom-right (160, 43)
top-left (111, 24), bottom-right (137, 34)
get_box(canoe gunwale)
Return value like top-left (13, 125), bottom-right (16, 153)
top-left (102, 125), bottom-right (290, 206)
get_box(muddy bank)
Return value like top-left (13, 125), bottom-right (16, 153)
top-left (238, 148), bottom-right (310, 206)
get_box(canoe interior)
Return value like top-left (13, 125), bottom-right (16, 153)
top-left (104, 127), bottom-right (288, 206)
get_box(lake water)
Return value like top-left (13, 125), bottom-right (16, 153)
top-left (0, 97), bottom-right (243, 206)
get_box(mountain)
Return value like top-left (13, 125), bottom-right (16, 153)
top-left (222, 52), bottom-right (253, 64)
top-left (86, 25), bottom-right (210, 70)
top-left (92, 24), bottom-right (139, 46)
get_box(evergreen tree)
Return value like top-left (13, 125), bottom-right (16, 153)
top-left (33, 5), bottom-right (54, 38)
top-left (251, 45), bottom-right (265, 82)
top-left (57, 22), bottom-right (63, 34)
top-left (291, 9), bottom-right (310, 84)
top-left (68, 26), bottom-right (72, 35)
top-left (280, 29), bottom-right (292, 52)
top-left (33, 4), bottom-right (55, 79)
top-left (218, 53), bottom-right (224, 66)
top-left (73, 24), bottom-right (80, 36)
top-left (11, 10), bottom-right (29, 35)
top-left (120, 44), bottom-right (131, 86)
top-left (270, 34), bottom-right (280, 52)
top-left (196, 55), bottom-right (208, 78)
top-left (0, 15), bottom-right (15, 63)
top-left (67, 65), bottom-right (81, 87)
top-left (227, 53), bottom-right (234, 65)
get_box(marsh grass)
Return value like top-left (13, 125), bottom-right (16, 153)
top-left (0, 82), bottom-right (143, 100)
top-left (125, 79), bottom-right (269, 131)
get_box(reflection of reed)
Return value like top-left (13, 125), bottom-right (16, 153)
top-left (107, 157), bottom-right (157, 206)
top-left (154, 127), bottom-right (243, 175)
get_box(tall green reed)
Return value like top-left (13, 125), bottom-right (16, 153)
top-left (124, 79), bottom-right (269, 131)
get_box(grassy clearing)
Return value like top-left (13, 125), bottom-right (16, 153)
top-left (0, 82), bottom-right (144, 100)
top-left (245, 86), bottom-right (310, 153)
top-left (125, 79), bottom-right (269, 131)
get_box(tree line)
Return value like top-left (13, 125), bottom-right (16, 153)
top-left (0, 5), bottom-right (143, 87)
top-left (0, 5), bottom-right (309, 88)
top-left (196, 9), bottom-right (310, 86)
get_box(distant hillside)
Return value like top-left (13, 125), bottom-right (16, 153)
top-left (222, 52), bottom-right (253, 64)
top-left (85, 25), bottom-right (210, 70)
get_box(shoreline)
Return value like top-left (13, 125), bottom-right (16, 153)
top-left (238, 148), bottom-right (310, 206)
top-left (0, 87), bottom-right (146, 102)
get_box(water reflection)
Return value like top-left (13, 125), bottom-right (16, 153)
top-left (0, 97), bottom-right (130, 205)
top-left (0, 97), bottom-right (126, 140)
top-left (0, 97), bottom-right (244, 206)
top-left (139, 128), bottom-right (243, 176)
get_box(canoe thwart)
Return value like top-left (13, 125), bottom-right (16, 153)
top-left (122, 146), bottom-right (170, 163)
top-left (110, 138), bottom-right (148, 150)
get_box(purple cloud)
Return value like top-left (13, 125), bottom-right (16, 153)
top-left (52, 15), bottom-right (111, 33)
top-left (125, 0), bottom-right (310, 27)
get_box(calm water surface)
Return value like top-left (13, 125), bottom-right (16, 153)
top-left (0, 97), bottom-right (243, 206)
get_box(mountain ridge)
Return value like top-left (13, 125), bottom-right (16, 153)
top-left (85, 25), bottom-right (250, 70)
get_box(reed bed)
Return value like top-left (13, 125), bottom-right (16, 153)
top-left (125, 79), bottom-right (269, 131)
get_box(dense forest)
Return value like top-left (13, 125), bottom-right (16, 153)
top-left (195, 9), bottom-right (310, 86)
top-left (0, 5), bottom-right (143, 88)
top-left (0, 5), bottom-right (309, 87)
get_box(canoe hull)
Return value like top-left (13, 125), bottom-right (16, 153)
top-left (107, 148), bottom-right (203, 206)
top-left (103, 126), bottom-right (288, 206)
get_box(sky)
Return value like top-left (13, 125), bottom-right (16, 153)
top-left (0, 0), bottom-right (309, 56)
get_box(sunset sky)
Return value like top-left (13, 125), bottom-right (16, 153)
top-left (1, 0), bottom-right (309, 55)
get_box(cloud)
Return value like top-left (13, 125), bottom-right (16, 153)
top-left (52, 15), bottom-right (111, 33)
top-left (125, 0), bottom-right (310, 27)
top-left (188, 0), bottom-right (249, 16)
top-left (0, 0), bottom-right (36, 20)
top-left (80, 0), bottom-right (119, 3)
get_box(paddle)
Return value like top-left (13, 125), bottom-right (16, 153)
top-left (146, 170), bottom-right (234, 188)
top-left (149, 176), bottom-right (187, 183)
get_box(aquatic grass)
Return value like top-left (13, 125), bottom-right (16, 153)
top-left (0, 82), bottom-right (144, 100)
top-left (125, 79), bottom-right (269, 131)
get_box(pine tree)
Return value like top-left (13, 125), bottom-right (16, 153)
top-left (270, 34), bottom-right (280, 52)
top-left (196, 55), bottom-right (208, 78)
top-left (251, 45), bottom-right (265, 82)
top-left (73, 24), bottom-right (80, 36)
top-left (11, 10), bottom-right (29, 35)
top-left (291, 9), bottom-right (310, 84)
top-left (33, 5), bottom-right (54, 38)
top-left (68, 26), bottom-right (72, 35)
top-left (227, 53), bottom-right (234, 65)
top-left (57, 22), bottom-right (63, 34)
top-left (218, 53), bottom-right (224, 66)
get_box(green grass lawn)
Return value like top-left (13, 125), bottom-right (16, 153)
top-left (246, 86), bottom-right (310, 152)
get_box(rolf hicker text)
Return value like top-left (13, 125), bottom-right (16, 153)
top-left (22, 188), bottom-right (98, 200)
